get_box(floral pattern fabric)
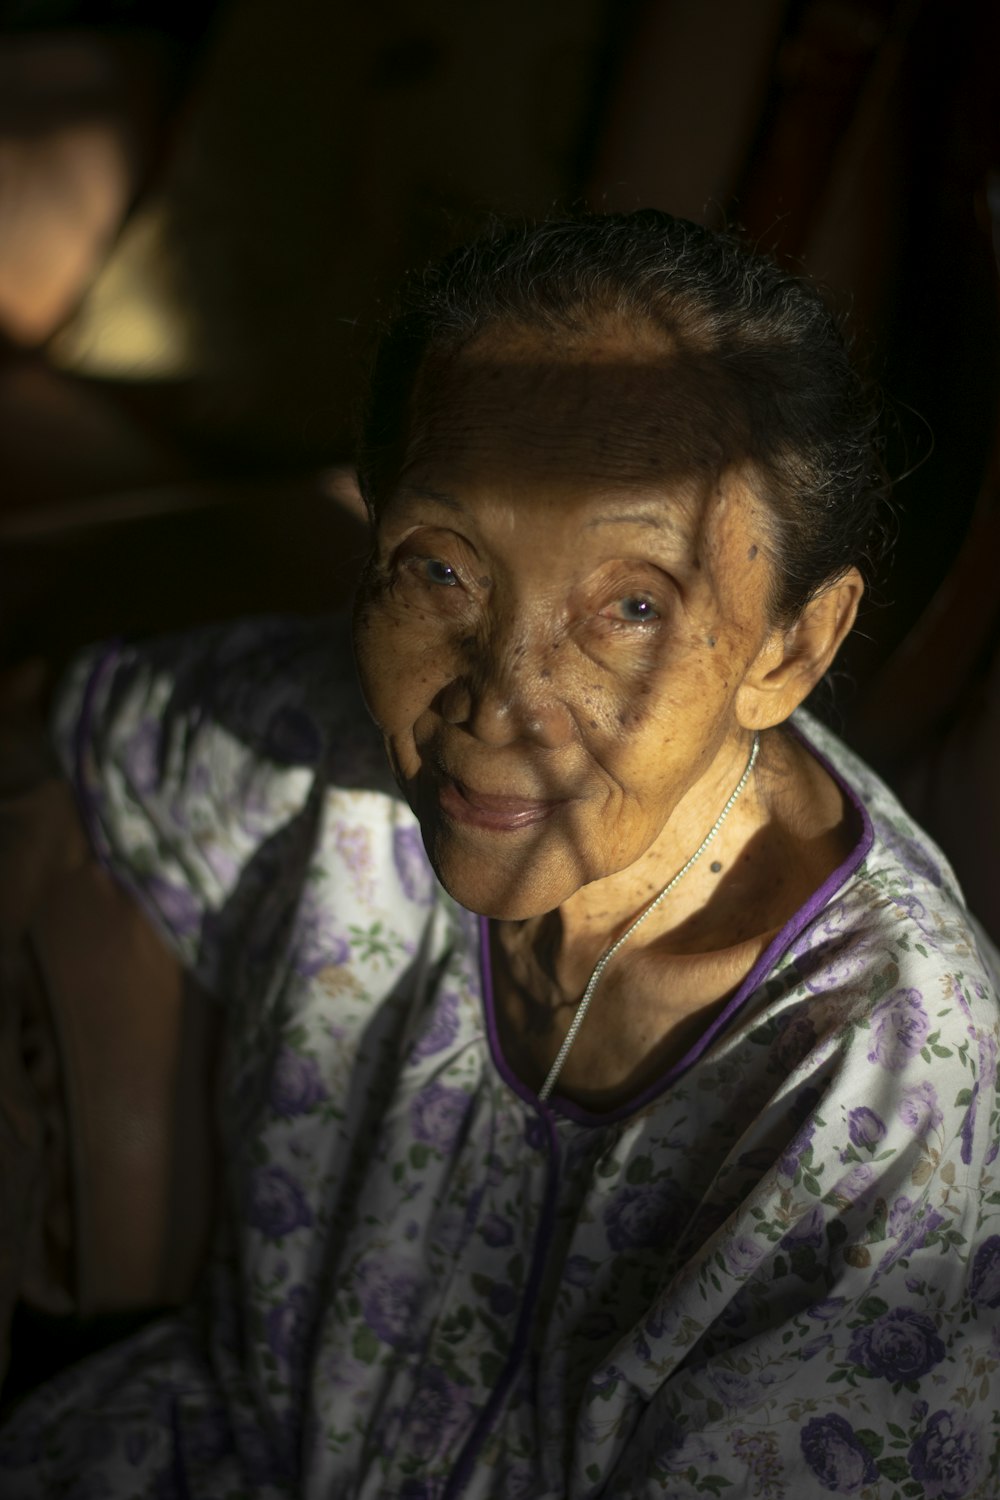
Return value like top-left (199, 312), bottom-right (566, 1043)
top-left (1, 615), bottom-right (999, 1500)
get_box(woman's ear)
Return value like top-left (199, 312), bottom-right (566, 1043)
top-left (736, 568), bottom-right (864, 729)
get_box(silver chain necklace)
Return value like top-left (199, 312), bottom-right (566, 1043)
top-left (537, 731), bottom-right (760, 1102)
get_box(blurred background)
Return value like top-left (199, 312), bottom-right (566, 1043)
top-left (2, 0), bottom-right (1000, 1410)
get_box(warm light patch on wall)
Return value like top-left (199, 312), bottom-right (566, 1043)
top-left (48, 201), bottom-right (197, 381)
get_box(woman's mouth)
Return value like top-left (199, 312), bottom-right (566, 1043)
top-left (437, 777), bottom-right (562, 831)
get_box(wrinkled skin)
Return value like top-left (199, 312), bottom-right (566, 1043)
top-left (353, 324), bottom-right (862, 1101)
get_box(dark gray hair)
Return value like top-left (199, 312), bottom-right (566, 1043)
top-left (357, 209), bottom-right (889, 621)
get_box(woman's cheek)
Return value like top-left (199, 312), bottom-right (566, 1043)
top-left (353, 603), bottom-right (454, 735)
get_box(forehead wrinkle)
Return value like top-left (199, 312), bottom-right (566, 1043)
top-left (407, 347), bottom-right (738, 482)
top-left (584, 511), bottom-right (673, 532)
top-left (394, 483), bottom-right (463, 511)
top-left (402, 413), bottom-right (718, 496)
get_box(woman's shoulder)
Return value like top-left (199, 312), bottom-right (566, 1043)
top-left (50, 614), bottom-right (412, 991)
top-left (55, 612), bottom-right (395, 797)
top-left (788, 709), bottom-right (999, 998)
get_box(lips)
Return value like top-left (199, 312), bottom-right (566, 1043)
top-left (437, 775), bottom-right (563, 831)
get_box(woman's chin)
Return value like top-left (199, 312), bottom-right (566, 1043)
top-left (426, 841), bottom-right (577, 923)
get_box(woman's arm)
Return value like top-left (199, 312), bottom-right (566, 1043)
top-left (50, 615), bottom-right (355, 1001)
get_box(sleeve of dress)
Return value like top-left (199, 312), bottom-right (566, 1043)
top-left (49, 617), bottom-right (357, 1002)
top-left (608, 957), bottom-right (1000, 1499)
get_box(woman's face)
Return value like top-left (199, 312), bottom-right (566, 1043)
top-left (353, 326), bottom-right (784, 921)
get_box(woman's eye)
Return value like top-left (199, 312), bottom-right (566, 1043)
top-left (422, 558), bottom-right (459, 587)
top-left (607, 595), bottom-right (660, 624)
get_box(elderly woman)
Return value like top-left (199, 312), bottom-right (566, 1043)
top-left (2, 211), bottom-right (999, 1499)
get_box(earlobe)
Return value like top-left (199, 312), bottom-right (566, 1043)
top-left (736, 568), bottom-right (864, 729)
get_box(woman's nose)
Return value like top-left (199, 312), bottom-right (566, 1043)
top-left (437, 649), bottom-right (574, 750)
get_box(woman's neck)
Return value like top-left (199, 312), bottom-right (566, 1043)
top-left (488, 727), bottom-right (860, 1108)
top-left (497, 731), bottom-right (766, 1000)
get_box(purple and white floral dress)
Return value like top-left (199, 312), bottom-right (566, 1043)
top-left (2, 616), bottom-right (999, 1500)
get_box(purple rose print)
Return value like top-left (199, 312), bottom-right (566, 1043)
top-left (478, 1213), bottom-right (514, 1248)
top-left (847, 1306), bottom-right (946, 1382)
top-left (356, 1259), bottom-right (424, 1349)
top-left (800, 1414), bottom-right (878, 1492)
top-left (880, 1202), bottom-right (946, 1272)
top-left (807, 1298), bottom-right (847, 1322)
top-left (908, 1409), bottom-right (984, 1499)
top-left (269, 1048), bottom-right (329, 1119)
top-left (292, 889), bottom-right (350, 976)
top-left (867, 989), bottom-right (929, 1071)
top-left (265, 1284), bottom-right (310, 1368)
top-left (898, 1081), bottom-right (943, 1136)
top-left (791, 906), bottom-right (881, 990)
top-left (725, 1234), bottom-right (765, 1279)
top-left (409, 1380), bottom-right (471, 1477)
top-left (246, 1164), bottom-right (314, 1239)
top-left (410, 990), bottom-right (461, 1061)
top-left (782, 1206), bottom-right (825, 1250)
top-left (778, 1121), bottom-right (815, 1183)
top-left (604, 1184), bottom-right (683, 1252)
top-left (708, 1366), bottom-right (758, 1408)
top-left (888, 1196), bottom-right (914, 1238)
top-left (880, 822), bottom-right (942, 888)
top-left (832, 1162), bottom-right (875, 1205)
top-left (393, 824), bottom-right (436, 906)
top-left (847, 1107), bottom-right (886, 1151)
top-left (887, 828), bottom-right (941, 882)
top-left (410, 1080), bottom-right (470, 1153)
top-left (969, 1235), bottom-right (1000, 1309)
top-left (145, 873), bottom-right (201, 937)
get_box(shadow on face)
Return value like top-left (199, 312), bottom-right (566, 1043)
top-left (352, 327), bottom-right (834, 921)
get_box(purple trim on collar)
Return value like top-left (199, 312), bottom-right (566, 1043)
top-left (479, 919), bottom-right (554, 1112)
top-left (72, 641), bottom-right (123, 868)
top-left (478, 718), bottom-right (875, 1128)
top-left (443, 970), bottom-right (561, 1497)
